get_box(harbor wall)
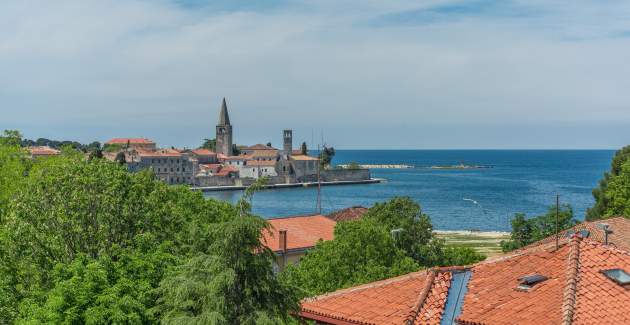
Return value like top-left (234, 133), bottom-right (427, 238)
top-left (321, 169), bottom-right (371, 182)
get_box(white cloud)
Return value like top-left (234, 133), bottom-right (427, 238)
top-left (1, 0), bottom-right (629, 148)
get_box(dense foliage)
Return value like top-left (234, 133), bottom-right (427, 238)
top-left (282, 197), bottom-right (485, 297)
top-left (587, 145), bottom-right (630, 220)
top-left (319, 146), bottom-right (335, 168)
top-left (0, 132), bottom-right (297, 324)
top-left (20, 136), bottom-right (101, 152)
top-left (500, 204), bottom-right (577, 252)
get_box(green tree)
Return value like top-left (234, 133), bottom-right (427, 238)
top-left (154, 216), bottom-right (297, 324)
top-left (587, 145), bottom-right (630, 220)
top-left (300, 142), bottom-right (307, 155)
top-left (319, 146), bottom-right (335, 168)
top-left (0, 152), bottom-right (239, 323)
top-left (500, 204), bottom-right (577, 252)
top-left (282, 218), bottom-right (419, 298)
top-left (603, 160), bottom-right (630, 217)
top-left (115, 151), bottom-right (127, 165)
top-left (201, 138), bottom-right (217, 151)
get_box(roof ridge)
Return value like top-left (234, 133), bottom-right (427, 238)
top-left (561, 236), bottom-right (581, 325)
top-left (405, 269), bottom-right (437, 324)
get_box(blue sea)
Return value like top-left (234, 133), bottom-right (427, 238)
top-left (204, 150), bottom-right (614, 231)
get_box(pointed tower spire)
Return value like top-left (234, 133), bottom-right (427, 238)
top-left (218, 97), bottom-right (230, 125)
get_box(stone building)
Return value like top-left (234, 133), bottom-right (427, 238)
top-left (215, 98), bottom-right (233, 156)
top-left (105, 138), bottom-right (156, 151)
top-left (126, 148), bottom-right (196, 185)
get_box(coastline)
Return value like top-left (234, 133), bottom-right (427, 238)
top-left (192, 178), bottom-right (385, 192)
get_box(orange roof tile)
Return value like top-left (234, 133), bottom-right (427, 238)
top-left (105, 138), bottom-right (154, 145)
top-left (262, 215), bottom-right (336, 252)
top-left (327, 206), bottom-right (369, 222)
top-left (291, 154), bottom-right (319, 161)
top-left (251, 149), bottom-right (279, 158)
top-left (138, 149), bottom-right (182, 157)
top-left (29, 146), bottom-right (60, 156)
top-left (192, 148), bottom-right (216, 156)
top-left (521, 216), bottom-right (630, 252)
top-left (246, 160), bottom-right (277, 167)
top-left (300, 268), bottom-right (455, 325)
top-left (224, 154), bottom-right (253, 161)
top-left (214, 165), bottom-right (239, 177)
top-left (246, 144), bottom-right (277, 150)
top-left (299, 236), bottom-right (630, 325)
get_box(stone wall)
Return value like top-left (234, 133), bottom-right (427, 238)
top-left (321, 168), bottom-right (371, 182)
top-left (195, 175), bottom-right (236, 187)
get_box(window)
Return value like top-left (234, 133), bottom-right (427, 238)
top-left (517, 274), bottom-right (548, 290)
top-left (183, 168), bottom-right (186, 172)
top-left (171, 168), bottom-right (174, 172)
top-left (602, 269), bottom-right (630, 285)
top-left (177, 168), bottom-right (180, 172)
top-left (158, 168), bottom-right (160, 172)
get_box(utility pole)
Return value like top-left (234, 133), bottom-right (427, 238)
top-left (555, 194), bottom-right (560, 250)
top-left (317, 144), bottom-right (322, 215)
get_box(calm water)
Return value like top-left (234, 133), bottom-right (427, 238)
top-left (205, 150), bottom-right (614, 231)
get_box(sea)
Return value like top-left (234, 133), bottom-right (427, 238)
top-left (204, 150), bottom-right (615, 231)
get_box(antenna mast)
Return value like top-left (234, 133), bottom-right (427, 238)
top-left (317, 143), bottom-right (322, 214)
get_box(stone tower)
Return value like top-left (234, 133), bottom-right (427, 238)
top-left (216, 98), bottom-right (233, 156)
top-left (283, 129), bottom-right (293, 157)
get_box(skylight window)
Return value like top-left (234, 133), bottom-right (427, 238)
top-left (517, 274), bottom-right (548, 290)
top-left (602, 269), bottom-right (630, 286)
top-left (578, 230), bottom-right (590, 238)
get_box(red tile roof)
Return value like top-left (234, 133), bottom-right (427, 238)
top-left (28, 146), bottom-right (61, 156)
top-left (262, 215), bottom-right (336, 252)
top-left (224, 155), bottom-right (253, 161)
top-left (251, 149), bottom-right (279, 158)
top-left (105, 138), bottom-right (154, 145)
top-left (327, 206), bottom-right (369, 222)
top-left (138, 149), bottom-right (182, 157)
top-left (246, 160), bottom-right (277, 167)
top-left (299, 236), bottom-right (630, 325)
top-left (300, 268), bottom-right (457, 325)
top-left (246, 144), bottom-right (277, 150)
top-left (192, 148), bottom-right (216, 156)
top-left (214, 165), bottom-right (238, 177)
top-left (520, 216), bottom-right (630, 253)
top-left (291, 154), bottom-right (319, 161)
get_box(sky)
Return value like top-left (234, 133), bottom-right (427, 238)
top-left (1, 0), bottom-right (629, 149)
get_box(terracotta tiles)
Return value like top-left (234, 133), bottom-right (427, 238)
top-left (105, 138), bottom-right (154, 144)
top-left (262, 215), bottom-right (336, 252)
top-left (520, 216), bottom-right (630, 252)
top-left (299, 237), bottom-right (630, 325)
top-left (300, 269), bottom-right (454, 325)
top-left (327, 207), bottom-right (369, 222)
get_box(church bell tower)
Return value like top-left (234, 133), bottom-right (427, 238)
top-left (216, 98), bottom-right (233, 156)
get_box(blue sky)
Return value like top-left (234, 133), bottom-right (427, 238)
top-left (1, 0), bottom-right (629, 149)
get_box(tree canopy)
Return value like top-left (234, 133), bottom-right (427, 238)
top-left (0, 137), bottom-right (297, 324)
top-left (587, 145), bottom-right (630, 220)
top-left (500, 204), bottom-right (577, 252)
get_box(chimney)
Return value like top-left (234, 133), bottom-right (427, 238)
top-left (279, 230), bottom-right (288, 253)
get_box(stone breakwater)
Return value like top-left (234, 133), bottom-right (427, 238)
top-left (338, 164), bottom-right (414, 169)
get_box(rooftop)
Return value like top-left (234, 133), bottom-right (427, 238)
top-left (246, 160), bottom-right (277, 167)
top-left (138, 148), bottom-right (182, 157)
top-left (290, 154), bottom-right (319, 161)
top-left (28, 146), bottom-right (61, 156)
top-left (191, 148), bottom-right (216, 156)
top-left (262, 214), bottom-right (336, 253)
top-left (246, 144), bottom-right (277, 151)
top-left (105, 138), bottom-right (154, 145)
top-left (327, 206), bottom-right (369, 222)
top-left (520, 216), bottom-right (630, 253)
top-left (299, 236), bottom-right (630, 325)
